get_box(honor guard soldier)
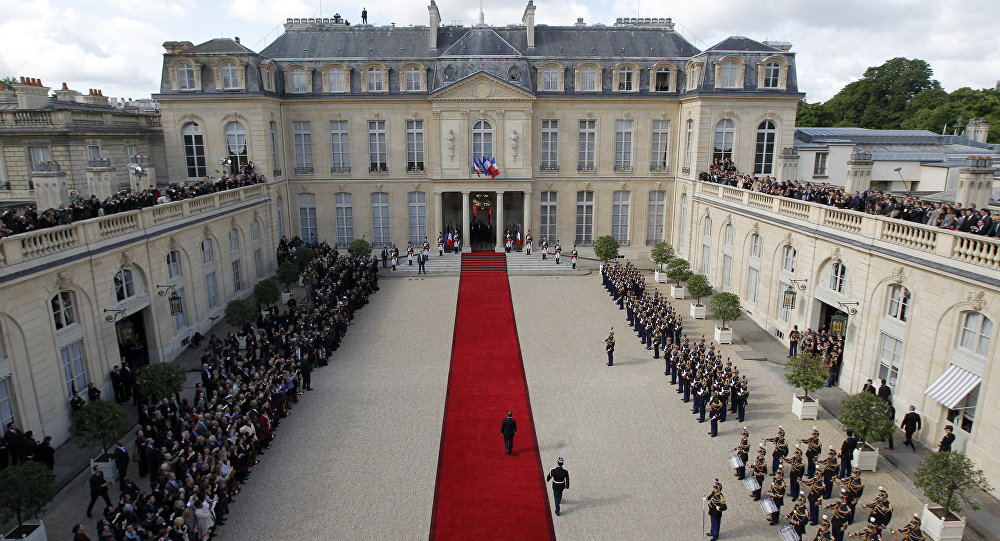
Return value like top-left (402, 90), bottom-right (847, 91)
top-left (787, 494), bottom-right (809, 538)
top-left (546, 457), bottom-right (570, 516)
top-left (733, 428), bottom-right (750, 480)
top-left (840, 430), bottom-right (859, 478)
top-left (708, 394), bottom-right (723, 437)
top-left (735, 384), bottom-right (748, 422)
top-left (605, 329), bottom-right (615, 366)
top-left (819, 447), bottom-right (840, 498)
top-left (554, 241), bottom-right (562, 264)
top-left (525, 230), bottom-right (532, 255)
top-left (571, 245), bottom-right (579, 269)
top-left (800, 427), bottom-right (822, 477)
top-left (848, 517), bottom-right (884, 540)
top-left (815, 515), bottom-right (836, 541)
top-left (765, 426), bottom-right (789, 476)
top-left (706, 479), bottom-right (727, 540)
top-left (407, 242), bottom-right (414, 265)
top-left (541, 238), bottom-right (548, 260)
top-left (505, 230), bottom-right (512, 253)
top-left (767, 470), bottom-right (786, 525)
top-left (825, 489), bottom-right (853, 541)
top-left (652, 327), bottom-right (663, 359)
top-left (422, 238), bottom-right (431, 258)
top-left (938, 425), bottom-right (955, 452)
top-left (453, 229), bottom-right (461, 252)
top-left (437, 233), bottom-right (444, 256)
top-left (840, 468), bottom-right (864, 524)
top-left (891, 514), bottom-right (925, 541)
top-left (803, 474), bottom-right (827, 525)
top-left (864, 487), bottom-right (892, 528)
top-left (751, 445), bottom-right (767, 500)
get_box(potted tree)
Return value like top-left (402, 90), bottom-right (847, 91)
top-left (277, 260), bottom-right (299, 303)
top-left (915, 451), bottom-right (992, 541)
top-left (224, 298), bottom-right (258, 349)
top-left (709, 292), bottom-right (742, 344)
top-left (348, 238), bottom-right (373, 260)
top-left (70, 400), bottom-right (132, 483)
top-left (137, 362), bottom-right (187, 405)
top-left (593, 235), bottom-right (620, 271)
top-left (837, 392), bottom-right (896, 471)
top-left (253, 278), bottom-right (280, 315)
top-left (666, 258), bottom-right (692, 299)
top-left (0, 462), bottom-right (55, 541)
top-left (650, 242), bottom-right (674, 283)
top-left (784, 352), bottom-right (827, 420)
top-left (686, 274), bottom-right (713, 319)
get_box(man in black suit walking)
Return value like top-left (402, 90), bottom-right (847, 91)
top-left (501, 411), bottom-right (517, 454)
top-left (86, 465), bottom-right (112, 517)
top-left (900, 406), bottom-right (921, 450)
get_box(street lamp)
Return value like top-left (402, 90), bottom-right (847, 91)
top-left (157, 284), bottom-right (184, 316)
top-left (830, 301), bottom-right (859, 338)
top-left (781, 279), bottom-right (808, 310)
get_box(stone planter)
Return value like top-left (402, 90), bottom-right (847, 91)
top-left (3, 521), bottom-right (47, 541)
top-left (280, 291), bottom-right (292, 303)
top-left (654, 270), bottom-right (667, 283)
top-left (714, 326), bottom-right (733, 344)
top-left (852, 442), bottom-right (879, 472)
top-left (690, 302), bottom-right (706, 319)
top-left (670, 285), bottom-right (685, 299)
top-left (90, 453), bottom-right (117, 486)
top-left (791, 394), bottom-right (819, 420)
top-left (921, 504), bottom-right (965, 541)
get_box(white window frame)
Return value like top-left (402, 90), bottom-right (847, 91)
top-left (614, 119), bottom-right (634, 172)
top-left (654, 67), bottom-right (671, 92)
top-left (231, 260), bottom-right (243, 292)
top-left (182, 123), bottom-right (207, 178)
top-left (701, 217), bottom-right (713, 274)
top-left (471, 119), bottom-right (493, 169)
top-left (948, 384), bottom-right (979, 433)
top-left (366, 66), bottom-right (384, 92)
top-left (713, 119), bottom-right (735, 162)
top-left (51, 291), bottom-right (77, 330)
top-left (878, 332), bottom-right (903, 387)
top-left (335, 192), bottom-right (354, 246)
top-left (371, 192), bottom-right (390, 246)
top-left (540, 120), bottom-right (559, 171)
top-left (177, 63), bottom-right (195, 90)
top-left (225, 121), bottom-right (249, 173)
top-left (646, 191), bottom-right (666, 244)
top-left (886, 285), bottom-right (911, 322)
top-left (542, 65), bottom-right (559, 91)
top-left (959, 312), bottom-right (993, 357)
top-left (540, 191), bottom-right (557, 241)
top-left (330, 120), bottom-right (350, 172)
top-left (746, 266), bottom-right (760, 304)
top-left (720, 60), bottom-right (739, 88)
top-left (579, 65), bottom-right (598, 92)
top-left (328, 67), bottom-right (346, 92)
top-left (408, 191), bottom-right (426, 244)
top-left (678, 194), bottom-right (688, 255)
top-left (60, 339), bottom-right (87, 398)
top-left (368, 120), bottom-right (388, 173)
top-left (782, 246), bottom-right (796, 273)
top-left (205, 272), bottom-right (217, 309)
top-left (650, 120), bottom-right (670, 171)
top-left (298, 193), bottom-right (318, 243)
top-left (114, 269), bottom-right (136, 302)
top-left (578, 119), bottom-right (596, 171)
top-left (814, 152), bottom-right (829, 176)
top-left (684, 119), bottom-right (693, 170)
top-left (269, 121), bottom-right (281, 173)
top-left (617, 66), bottom-right (634, 91)
top-left (0, 375), bottom-right (16, 429)
top-left (221, 61), bottom-right (239, 89)
top-left (290, 67), bottom-right (307, 93)
top-left (404, 66), bottom-right (421, 92)
top-left (754, 120), bottom-right (776, 176)
top-left (611, 190), bottom-right (630, 244)
top-left (293, 121), bottom-right (313, 174)
top-left (166, 251), bottom-right (181, 279)
top-left (201, 238), bottom-right (213, 264)
top-left (763, 62), bottom-right (781, 88)
top-left (829, 261), bottom-right (847, 293)
top-left (173, 286), bottom-right (187, 330)
top-left (575, 191), bottom-right (594, 245)
top-left (406, 120), bottom-right (425, 172)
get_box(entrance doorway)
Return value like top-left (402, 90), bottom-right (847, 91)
top-left (815, 300), bottom-right (844, 335)
top-left (115, 309), bottom-right (150, 367)
top-left (470, 192), bottom-right (496, 251)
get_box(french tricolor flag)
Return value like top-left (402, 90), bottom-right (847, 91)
top-left (515, 226), bottom-right (522, 247)
top-left (486, 156), bottom-right (500, 179)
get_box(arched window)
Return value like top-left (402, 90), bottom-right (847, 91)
top-left (328, 66), bottom-right (345, 92)
top-left (720, 60), bottom-right (739, 88)
top-left (166, 251), bottom-right (181, 279)
top-left (782, 246), bottom-right (796, 273)
top-left (225, 121), bottom-right (248, 174)
top-left (201, 238), bottom-right (213, 264)
top-left (579, 65), bottom-right (597, 91)
top-left (886, 285), bottom-right (911, 322)
top-left (617, 66), bottom-right (634, 91)
top-left (289, 67), bottom-right (307, 93)
top-left (472, 119), bottom-right (493, 166)
top-left (177, 62), bottom-right (195, 90)
top-left (404, 65), bottom-right (421, 91)
top-left (366, 66), bottom-right (383, 91)
top-left (701, 217), bottom-right (712, 274)
top-left (542, 65), bottom-right (559, 91)
top-left (182, 123), bottom-right (206, 178)
top-left (763, 62), bottom-right (781, 88)
top-left (114, 269), bottom-right (135, 302)
top-left (959, 312), bottom-right (993, 356)
top-left (52, 291), bottom-right (77, 330)
top-left (753, 120), bottom-right (776, 175)
top-left (654, 66), bottom-right (671, 91)
top-left (220, 61), bottom-right (239, 89)
top-left (750, 233), bottom-right (763, 258)
top-left (229, 229), bottom-right (240, 253)
top-left (829, 261), bottom-right (847, 293)
top-left (713, 119), bottom-right (735, 162)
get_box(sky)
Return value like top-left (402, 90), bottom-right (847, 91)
top-left (2, 0), bottom-right (998, 103)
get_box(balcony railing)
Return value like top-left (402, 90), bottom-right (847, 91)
top-left (613, 164), bottom-right (633, 173)
top-left (293, 166), bottom-right (314, 174)
top-left (330, 166), bottom-right (351, 174)
top-left (32, 162), bottom-right (61, 172)
top-left (539, 164), bottom-right (559, 172)
top-left (87, 158), bottom-right (112, 168)
top-left (12, 111), bottom-right (52, 125)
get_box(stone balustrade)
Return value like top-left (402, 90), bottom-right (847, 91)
top-left (0, 109), bottom-right (160, 129)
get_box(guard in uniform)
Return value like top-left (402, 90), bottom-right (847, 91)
top-left (709, 394), bottom-right (723, 437)
top-left (803, 474), bottom-right (827, 525)
top-left (652, 327), bottom-right (662, 359)
top-left (842, 468), bottom-right (865, 524)
top-left (783, 445), bottom-right (806, 500)
top-left (541, 238), bottom-right (548, 260)
top-left (571, 245), bottom-right (579, 269)
top-left (848, 517), bottom-right (884, 540)
top-left (437, 233), bottom-right (444, 256)
top-left (733, 428), bottom-right (750, 480)
top-left (815, 515), bottom-right (836, 541)
top-left (546, 457), bottom-right (570, 516)
top-left (706, 479), bottom-right (727, 541)
top-left (825, 489), bottom-right (853, 541)
top-left (800, 427), bottom-right (822, 478)
top-left (505, 230), bottom-right (512, 253)
top-left (407, 242), bottom-right (414, 265)
top-left (819, 447), bottom-right (840, 498)
top-left (765, 426), bottom-right (789, 476)
top-left (422, 238), bottom-right (431, 258)
top-left (786, 495), bottom-right (809, 538)
top-left (938, 425), bottom-right (955, 452)
top-left (751, 445), bottom-right (767, 501)
top-left (605, 329), bottom-right (615, 366)
top-left (864, 487), bottom-right (892, 528)
top-left (525, 231), bottom-right (532, 255)
top-left (767, 469), bottom-right (786, 525)
top-left (554, 241), bottom-right (562, 264)
top-left (891, 514), bottom-right (925, 541)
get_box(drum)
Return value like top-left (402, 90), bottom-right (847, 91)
top-left (760, 498), bottom-right (778, 514)
top-left (779, 525), bottom-right (801, 541)
top-left (729, 455), bottom-right (744, 469)
top-left (743, 477), bottom-right (760, 493)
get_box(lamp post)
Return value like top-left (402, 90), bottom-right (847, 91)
top-left (893, 166), bottom-right (911, 197)
top-left (831, 301), bottom-right (859, 338)
top-left (781, 279), bottom-right (808, 310)
top-left (157, 284), bottom-right (184, 316)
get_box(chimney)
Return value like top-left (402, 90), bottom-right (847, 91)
top-left (162, 41), bottom-right (194, 54)
top-left (763, 40), bottom-right (793, 51)
top-left (54, 82), bottom-right (81, 102)
top-left (958, 156), bottom-right (994, 209)
top-left (966, 118), bottom-right (990, 144)
top-left (522, 1), bottom-right (536, 48)
top-left (575, 17), bottom-right (586, 27)
top-left (12, 77), bottom-right (51, 109)
top-left (83, 88), bottom-right (110, 105)
top-left (428, 1), bottom-right (441, 49)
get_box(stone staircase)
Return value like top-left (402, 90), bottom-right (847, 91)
top-left (505, 251), bottom-right (580, 274)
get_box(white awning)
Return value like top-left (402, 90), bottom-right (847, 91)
top-left (924, 364), bottom-right (982, 410)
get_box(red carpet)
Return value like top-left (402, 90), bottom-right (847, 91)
top-left (429, 252), bottom-right (555, 540)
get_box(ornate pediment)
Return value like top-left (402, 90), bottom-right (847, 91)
top-left (430, 72), bottom-right (535, 102)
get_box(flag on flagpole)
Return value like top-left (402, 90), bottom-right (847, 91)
top-left (516, 226), bottom-right (522, 247)
top-left (473, 156), bottom-right (483, 177)
top-left (446, 227), bottom-right (453, 247)
top-left (486, 156), bottom-right (500, 179)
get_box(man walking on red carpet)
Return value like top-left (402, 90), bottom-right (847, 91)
top-left (547, 457), bottom-right (570, 516)
top-left (501, 411), bottom-right (517, 454)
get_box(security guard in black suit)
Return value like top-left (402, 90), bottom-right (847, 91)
top-left (546, 457), bottom-right (570, 516)
top-left (500, 411), bottom-right (517, 454)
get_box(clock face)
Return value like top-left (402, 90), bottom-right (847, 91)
top-left (508, 66), bottom-right (519, 81)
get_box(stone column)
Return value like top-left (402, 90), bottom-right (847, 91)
top-left (844, 150), bottom-right (873, 194)
top-left (522, 191), bottom-right (532, 239)
top-left (461, 191), bottom-right (471, 253)
top-left (495, 191), bottom-right (505, 251)
top-left (957, 156), bottom-right (994, 209)
top-left (434, 191), bottom-right (443, 240)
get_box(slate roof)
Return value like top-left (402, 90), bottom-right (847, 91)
top-left (186, 38), bottom-right (254, 55)
top-left (704, 36), bottom-right (779, 53)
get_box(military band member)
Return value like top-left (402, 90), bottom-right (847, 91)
top-left (767, 470), bottom-right (786, 525)
top-left (841, 468), bottom-right (865, 524)
top-left (525, 230), bottom-right (532, 255)
top-left (864, 487), bottom-right (892, 528)
top-left (751, 445), bottom-right (768, 501)
top-left (541, 238), bottom-right (548, 260)
top-left (554, 241), bottom-right (562, 264)
top-left (819, 447), bottom-right (840, 498)
top-left (824, 489), bottom-right (853, 541)
top-left (815, 515), bottom-right (836, 541)
top-left (891, 513), bottom-right (924, 541)
top-left (803, 474), bottom-right (827, 525)
top-left (848, 517), bottom-right (884, 540)
top-left (765, 426), bottom-right (789, 476)
top-left (800, 427), bottom-right (823, 478)
top-left (735, 384), bottom-right (748, 423)
top-left (709, 394), bottom-right (723, 437)
top-left (605, 329), bottom-right (615, 366)
top-left (546, 457), bottom-right (570, 516)
top-left (787, 494), bottom-right (809, 537)
top-left (706, 479), bottom-right (727, 541)
top-left (571, 245), bottom-right (579, 269)
top-left (734, 428), bottom-right (750, 480)
top-left (652, 327), bottom-right (663, 359)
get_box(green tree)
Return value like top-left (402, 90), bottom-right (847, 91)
top-left (837, 392), bottom-right (896, 445)
top-left (784, 352), bottom-right (828, 398)
top-left (665, 258), bottom-right (692, 286)
top-left (253, 279), bottom-right (280, 306)
top-left (137, 362), bottom-right (187, 403)
top-left (709, 292), bottom-right (742, 329)
top-left (224, 298), bottom-right (258, 328)
top-left (292, 247), bottom-right (316, 272)
top-left (593, 235), bottom-right (620, 261)
top-left (0, 76), bottom-right (16, 91)
top-left (277, 261), bottom-right (299, 291)
top-left (650, 242), bottom-right (674, 270)
top-left (915, 451), bottom-right (993, 516)
top-left (686, 274), bottom-right (714, 305)
top-left (0, 462), bottom-right (56, 530)
top-left (70, 400), bottom-right (131, 454)
top-left (348, 238), bottom-right (373, 259)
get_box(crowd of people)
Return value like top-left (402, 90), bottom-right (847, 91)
top-left (701, 158), bottom-right (999, 236)
top-left (58, 237), bottom-right (379, 541)
top-left (0, 165), bottom-right (265, 239)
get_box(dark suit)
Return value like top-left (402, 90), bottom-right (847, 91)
top-left (939, 432), bottom-right (955, 452)
top-left (113, 445), bottom-right (129, 485)
top-left (86, 470), bottom-right (112, 516)
top-left (500, 416), bottom-right (517, 454)
top-left (900, 411), bottom-right (921, 448)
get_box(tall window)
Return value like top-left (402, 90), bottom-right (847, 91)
top-left (722, 224), bottom-right (734, 291)
top-left (886, 285), bottom-right (911, 322)
top-left (205, 272), bottom-right (217, 309)
top-left (684, 119), bottom-right (693, 170)
top-left (298, 193), bottom-right (317, 243)
top-left (30, 146), bottom-right (52, 168)
top-left (678, 194), bottom-right (688, 255)
top-left (746, 267), bottom-right (760, 304)
top-left (114, 269), bottom-right (135, 302)
top-left (654, 67), bottom-right (671, 91)
top-left (579, 65), bottom-right (597, 91)
top-left (166, 251), bottom-right (181, 279)
top-left (182, 123), bottom-right (206, 178)
top-left (252, 221), bottom-right (263, 279)
top-left (782, 246), bottom-right (797, 273)
top-left (292, 121), bottom-right (313, 174)
top-left (540, 120), bottom-right (559, 171)
top-left (646, 191), bottom-right (666, 243)
top-left (713, 119), bottom-right (735, 162)
top-left (371, 192), bottom-right (390, 245)
top-left (408, 192), bottom-right (426, 244)
top-left (829, 261), bottom-right (847, 293)
top-left (87, 145), bottom-right (102, 160)
top-left (701, 217), bottom-right (713, 274)
top-left (750, 234), bottom-right (763, 258)
top-left (173, 287), bottom-right (187, 330)
top-left (368, 120), bottom-right (387, 172)
top-left (201, 238), bottom-right (213, 263)
top-left (290, 67), bottom-right (307, 93)
top-left (60, 339), bottom-right (87, 398)
top-left (542, 65), bottom-right (559, 91)
top-left (763, 62), bottom-right (781, 88)
top-left (232, 260), bottom-right (243, 292)
top-left (747, 233), bottom-right (762, 303)
top-left (777, 280), bottom-right (791, 321)
top-left (269, 121), bottom-right (281, 173)
top-left (51, 291), bottom-right (77, 330)
top-left (328, 66), bottom-right (345, 92)
top-left (335, 192), bottom-right (354, 245)
top-left (404, 66), bottom-right (421, 91)
top-left (229, 228), bottom-right (240, 252)
top-left (0, 375), bottom-right (15, 430)
top-left (277, 196), bottom-right (284, 238)
top-left (225, 121), bottom-right (248, 173)
top-left (959, 312), bottom-right (993, 356)
top-left (878, 333), bottom-right (903, 386)
top-left (471, 120), bottom-right (493, 167)
top-left (366, 66), bottom-right (383, 91)
top-left (720, 60), bottom-right (739, 88)
top-left (614, 120), bottom-right (633, 171)
top-left (611, 191), bottom-right (630, 243)
top-left (814, 152), bottom-right (829, 176)
top-left (330, 120), bottom-right (350, 172)
top-left (177, 62), bottom-right (195, 90)
top-left (948, 384), bottom-right (979, 433)
top-left (575, 191), bottom-right (594, 244)
top-left (406, 120), bottom-right (425, 172)
top-left (540, 191), bottom-right (557, 240)
top-left (221, 61), bottom-right (239, 89)
top-left (578, 120), bottom-right (596, 171)
top-left (650, 120), bottom-right (670, 171)
top-left (617, 66), bottom-right (634, 91)
top-left (754, 120), bottom-right (776, 175)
